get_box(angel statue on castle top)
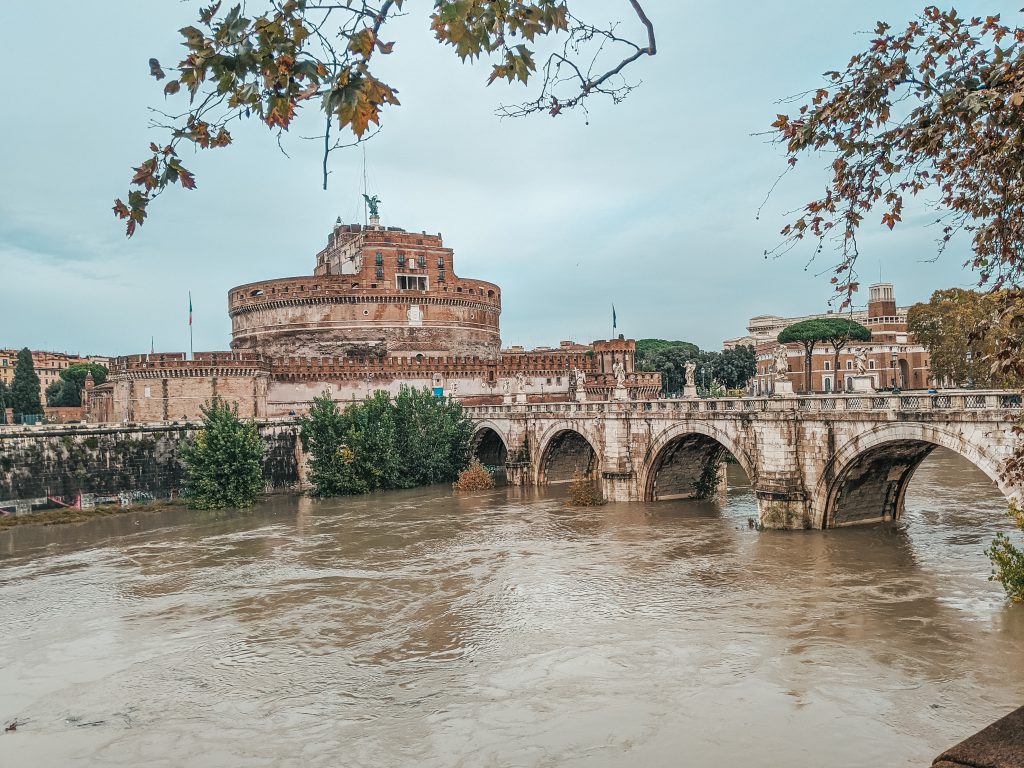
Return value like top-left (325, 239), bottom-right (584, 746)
top-left (362, 194), bottom-right (381, 218)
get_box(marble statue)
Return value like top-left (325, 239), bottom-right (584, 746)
top-left (774, 346), bottom-right (789, 381)
top-left (854, 347), bottom-right (868, 376)
top-left (612, 360), bottom-right (626, 387)
top-left (684, 360), bottom-right (697, 387)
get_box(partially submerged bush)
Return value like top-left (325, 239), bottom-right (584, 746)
top-left (180, 398), bottom-right (265, 510)
top-left (454, 459), bottom-right (495, 491)
top-left (566, 470), bottom-right (604, 507)
top-left (987, 502), bottom-right (1024, 603)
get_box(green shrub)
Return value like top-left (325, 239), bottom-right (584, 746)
top-left (180, 398), bottom-right (265, 509)
top-left (300, 386), bottom-right (475, 497)
top-left (987, 502), bottom-right (1024, 602)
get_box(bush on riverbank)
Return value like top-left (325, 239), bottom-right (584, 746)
top-left (300, 387), bottom-right (474, 496)
top-left (986, 502), bottom-right (1024, 602)
top-left (566, 470), bottom-right (604, 507)
top-left (454, 459), bottom-right (495, 491)
top-left (180, 399), bottom-right (265, 509)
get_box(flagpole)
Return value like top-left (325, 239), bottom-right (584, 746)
top-left (188, 291), bottom-right (194, 361)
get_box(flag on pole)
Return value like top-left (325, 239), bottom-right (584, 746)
top-left (612, 304), bottom-right (617, 332)
top-left (189, 292), bottom-right (193, 326)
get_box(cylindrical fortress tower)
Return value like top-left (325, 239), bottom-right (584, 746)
top-left (228, 221), bottom-right (502, 359)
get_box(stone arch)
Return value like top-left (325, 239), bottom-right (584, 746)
top-left (535, 424), bottom-right (600, 485)
top-left (813, 423), bottom-right (1013, 528)
top-left (471, 423), bottom-right (508, 467)
top-left (639, 422), bottom-right (755, 502)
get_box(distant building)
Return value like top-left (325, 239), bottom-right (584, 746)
top-left (727, 283), bottom-right (933, 394)
top-left (0, 349), bottom-right (111, 405)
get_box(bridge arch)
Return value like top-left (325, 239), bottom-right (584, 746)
top-left (470, 421), bottom-right (509, 467)
top-left (639, 422), bottom-right (756, 502)
top-left (813, 423), bottom-right (1014, 528)
top-left (535, 423), bottom-right (601, 485)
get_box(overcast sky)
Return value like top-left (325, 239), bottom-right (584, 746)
top-left (2, 1), bottom-right (1015, 356)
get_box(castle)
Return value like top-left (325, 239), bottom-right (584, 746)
top-left (86, 214), bottom-right (660, 423)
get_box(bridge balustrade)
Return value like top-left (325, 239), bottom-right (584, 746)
top-left (461, 390), bottom-right (1021, 420)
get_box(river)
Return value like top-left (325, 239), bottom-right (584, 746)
top-left (1, 447), bottom-right (1022, 767)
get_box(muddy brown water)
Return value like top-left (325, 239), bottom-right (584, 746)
top-left (1, 448), bottom-right (1022, 767)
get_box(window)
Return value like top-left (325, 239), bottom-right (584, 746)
top-left (846, 361), bottom-right (853, 370)
top-left (375, 266), bottom-right (384, 279)
top-left (375, 251), bottom-right (384, 266)
top-left (397, 253), bottom-right (406, 266)
top-left (824, 361), bottom-right (830, 370)
top-left (438, 269), bottom-right (446, 282)
top-left (869, 360), bottom-right (875, 370)
top-left (437, 256), bottom-right (444, 267)
top-left (417, 255), bottom-right (427, 268)
top-left (396, 274), bottom-right (428, 290)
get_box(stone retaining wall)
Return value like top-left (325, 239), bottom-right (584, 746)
top-left (0, 420), bottom-right (302, 507)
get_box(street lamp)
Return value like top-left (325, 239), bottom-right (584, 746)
top-left (890, 350), bottom-right (899, 393)
top-left (965, 349), bottom-right (974, 389)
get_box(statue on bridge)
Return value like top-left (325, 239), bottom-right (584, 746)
top-left (572, 367), bottom-right (586, 387)
top-left (612, 360), bottom-right (626, 387)
top-left (684, 360), bottom-right (697, 387)
top-left (773, 346), bottom-right (790, 382)
top-left (854, 347), bottom-right (868, 376)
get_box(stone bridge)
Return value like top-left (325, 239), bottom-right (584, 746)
top-left (464, 390), bottom-right (1023, 530)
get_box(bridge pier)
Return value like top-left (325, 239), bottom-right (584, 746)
top-left (601, 471), bottom-right (639, 502)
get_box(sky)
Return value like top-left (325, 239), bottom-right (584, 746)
top-left (1, 1), bottom-right (1017, 356)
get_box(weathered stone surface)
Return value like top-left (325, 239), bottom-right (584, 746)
top-left (0, 421), bottom-right (301, 504)
top-left (933, 706), bottom-right (1024, 768)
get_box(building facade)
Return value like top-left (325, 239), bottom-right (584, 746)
top-left (88, 217), bottom-right (660, 423)
top-left (734, 283), bottom-right (933, 395)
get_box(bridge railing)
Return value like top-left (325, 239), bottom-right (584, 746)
top-left (462, 390), bottom-right (1022, 417)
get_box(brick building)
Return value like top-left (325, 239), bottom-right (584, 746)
top-left (88, 215), bottom-right (660, 423)
top-left (725, 283), bottom-right (933, 395)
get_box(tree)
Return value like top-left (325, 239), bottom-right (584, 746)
top-left (299, 386), bottom-right (474, 496)
top-left (0, 381), bottom-right (9, 424)
top-left (778, 319), bottom-right (865, 393)
top-left (115, 1), bottom-right (656, 236)
top-left (10, 348), bottom-right (42, 421)
top-left (767, 8), bottom-right (1024, 388)
top-left (298, 393), bottom-right (356, 496)
top-left (635, 338), bottom-right (699, 367)
top-left (907, 288), bottom-right (1023, 387)
top-left (819, 318), bottom-right (871, 389)
top-left (392, 386), bottom-right (474, 487)
top-left (45, 363), bottom-right (109, 408)
top-left (644, 346), bottom-right (698, 395)
top-left (709, 345), bottom-right (758, 390)
top-left (180, 398), bottom-right (266, 509)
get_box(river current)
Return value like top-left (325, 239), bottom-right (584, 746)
top-left (1, 448), bottom-right (1022, 767)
